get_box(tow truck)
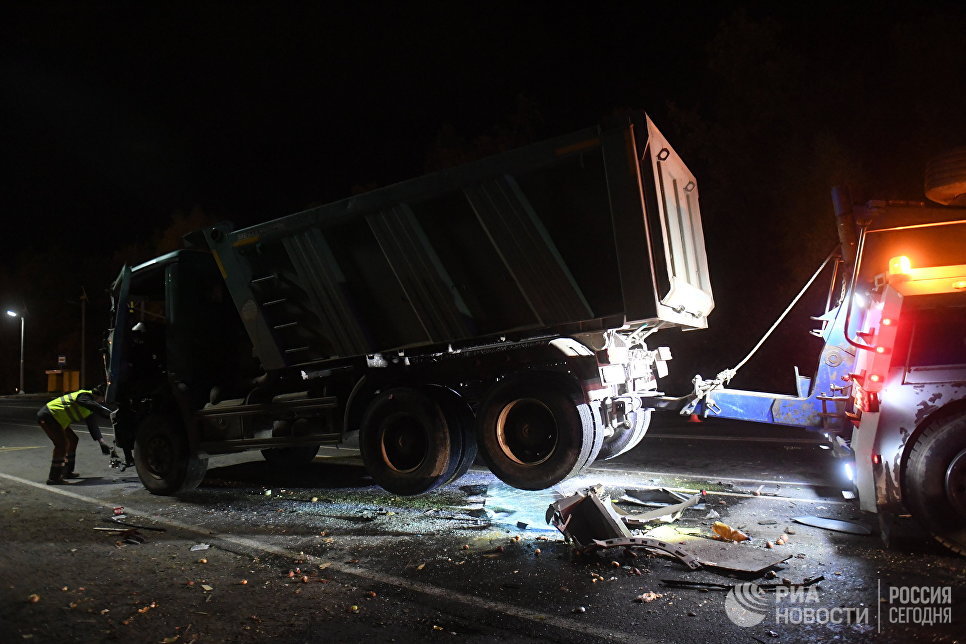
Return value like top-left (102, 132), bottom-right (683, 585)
top-left (678, 182), bottom-right (966, 555)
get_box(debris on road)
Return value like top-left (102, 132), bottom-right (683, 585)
top-left (792, 516), bottom-right (872, 535)
top-left (546, 486), bottom-right (631, 546)
top-left (711, 521), bottom-right (749, 542)
top-left (645, 525), bottom-right (790, 573)
top-left (614, 490), bottom-right (703, 526)
top-left (634, 591), bottom-right (663, 603)
top-left (190, 543), bottom-right (211, 551)
top-left (581, 537), bottom-right (702, 570)
top-left (661, 575), bottom-right (824, 592)
top-left (104, 518), bottom-right (167, 532)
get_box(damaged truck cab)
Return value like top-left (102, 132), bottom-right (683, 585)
top-left (106, 113), bottom-right (713, 497)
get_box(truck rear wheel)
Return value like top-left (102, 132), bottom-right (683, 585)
top-left (428, 390), bottom-right (478, 488)
top-left (261, 420), bottom-right (321, 468)
top-left (476, 381), bottom-right (601, 490)
top-left (262, 445), bottom-right (321, 467)
top-left (134, 415), bottom-right (208, 495)
top-left (359, 389), bottom-right (464, 495)
top-left (903, 408), bottom-right (966, 555)
top-left (597, 408), bottom-right (652, 460)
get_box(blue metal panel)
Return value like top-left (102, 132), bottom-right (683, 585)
top-left (695, 302), bottom-right (857, 432)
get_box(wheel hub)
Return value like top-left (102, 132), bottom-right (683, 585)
top-left (945, 448), bottom-right (966, 516)
top-left (496, 398), bottom-right (557, 466)
top-left (380, 413), bottom-right (427, 473)
top-left (145, 436), bottom-right (173, 478)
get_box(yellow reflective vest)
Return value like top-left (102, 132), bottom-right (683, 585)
top-left (46, 390), bottom-right (95, 429)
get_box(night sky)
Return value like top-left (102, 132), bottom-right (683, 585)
top-left (2, 2), bottom-right (965, 393)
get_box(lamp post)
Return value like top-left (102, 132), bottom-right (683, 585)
top-left (5, 310), bottom-right (24, 395)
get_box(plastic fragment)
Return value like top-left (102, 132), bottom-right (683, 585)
top-left (711, 521), bottom-right (749, 542)
top-left (190, 543), bottom-right (211, 551)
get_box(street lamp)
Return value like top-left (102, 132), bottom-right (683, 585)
top-left (5, 310), bottom-right (24, 395)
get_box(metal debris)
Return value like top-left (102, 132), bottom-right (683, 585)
top-left (104, 518), bottom-right (167, 532)
top-left (614, 492), bottom-right (702, 526)
top-left (661, 575), bottom-right (824, 592)
top-left (546, 486), bottom-right (631, 546)
top-left (644, 525), bottom-right (790, 573)
top-left (792, 516), bottom-right (872, 535)
top-left (583, 537), bottom-right (702, 570)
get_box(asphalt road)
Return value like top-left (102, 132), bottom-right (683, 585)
top-left (0, 396), bottom-right (962, 643)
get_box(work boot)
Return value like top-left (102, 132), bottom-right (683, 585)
top-left (65, 453), bottom-right (78, 478)
top-left (46, 461), bottom-right (67, 485)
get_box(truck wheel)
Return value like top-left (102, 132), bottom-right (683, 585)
top-left (903, 409), bottom-right (966, 555)
top-left (360, 389), bottom-right (461, 495)
top-left (134, 415), bottom-right (208, 495)
top-left (261, 420), bottom-right (321, 467)
top-left (429, 391), bottom-right (478, 487)
top-left (476, 381), bottom-right (600, 490)
top-left (597, 408), bottom-right (652, 460)
top-left (261, 445), bottom-right (321, 468)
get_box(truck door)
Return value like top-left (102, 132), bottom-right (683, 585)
top-left (105, 265), bottom-right (132, 405)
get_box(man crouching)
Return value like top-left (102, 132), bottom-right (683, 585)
top-left (36, 384), bottom-right (115, 484)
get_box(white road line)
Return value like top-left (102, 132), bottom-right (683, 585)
top-left (0, 472), bottom-right (654, 644)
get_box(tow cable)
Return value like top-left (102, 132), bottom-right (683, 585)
top-left (683, 246), bottom-right (838, 416)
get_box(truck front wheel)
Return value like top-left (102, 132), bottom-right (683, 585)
top-left (360, 389), bottom-right (464, 495)
top-left (597, 408), bottom-right (652, 460)
top-left (904, 408), bottom-right (966, 555)
top-left (476, 381), bottom-right (601, 490)
top-left (134, 415), bottom-right (208, 495)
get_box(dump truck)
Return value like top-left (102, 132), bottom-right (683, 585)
top-left (105, 113), bottom-right (714, 497)
top-left (678, 165), bottom-right (966, 554)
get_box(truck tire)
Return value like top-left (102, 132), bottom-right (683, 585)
top-left (134, 415), bottom-right (208, 495)
top-left (597, 408), bottom-right (652, 460)
top-left (261, 445), bottom-right (321, 468)
top-left (359, 389), bottom-right (463, 495)
top-left (261, 420), bottom-right (321, 468)
top-left (903, 408), bottom-right (966, 556)
top-left (476, 381), bottom-right (600, 490)
top-left (427, 390), bottom-right (478, 488)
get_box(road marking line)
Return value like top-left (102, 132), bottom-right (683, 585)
top-left (0, 446), bottom-right (41, 452)
top-left (0, 472), bottom-right (654, 644)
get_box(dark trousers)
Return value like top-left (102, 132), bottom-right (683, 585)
top-left (37, 412), bottom-right (78, 464)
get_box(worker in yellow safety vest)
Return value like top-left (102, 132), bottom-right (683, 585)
top-left (35, 384), bottom-right (116, 484)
